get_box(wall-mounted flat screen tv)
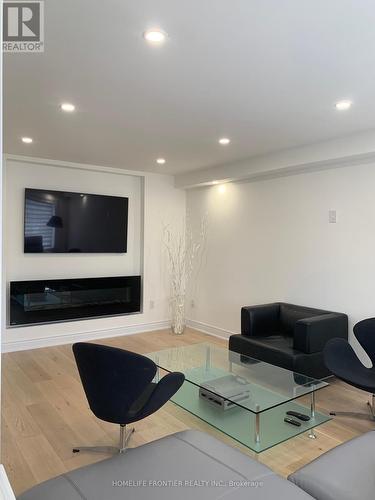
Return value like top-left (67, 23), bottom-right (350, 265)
top-left (24, 188), bottom-right (128, 253)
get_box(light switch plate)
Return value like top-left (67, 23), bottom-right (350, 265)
top-left (328, 210), bottom-right (337, 223)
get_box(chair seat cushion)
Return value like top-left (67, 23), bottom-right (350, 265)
top-left (19, 430), bottom-right (313, 499)
top-left (324, 338), bottom-right (375, 392)
top-left (128, 382), bottom-right (157, 417)
top-left (330, 363), bottom-right (375, 393)
top-left (229, 334), bottom-right (297, 371)
top-left (229, 334), bottom-right (329, 378)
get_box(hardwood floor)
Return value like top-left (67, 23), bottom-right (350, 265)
top-left (1, 328), bottom-right (373, 496)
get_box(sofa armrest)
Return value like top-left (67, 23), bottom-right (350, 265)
top-left (293, 313), bottom-right (348, 354)
top-left (288, 431), bottom-right (375, 500)
top-left (241, 303), bottom-right (280, 337)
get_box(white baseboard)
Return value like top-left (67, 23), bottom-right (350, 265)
top-left (1, 320), bottom-right (171, 353)
top-left (186, 319), bottom-right (237, 340)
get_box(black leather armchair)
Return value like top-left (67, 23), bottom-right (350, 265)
top-left (229, 302), bottom-right (348, 379)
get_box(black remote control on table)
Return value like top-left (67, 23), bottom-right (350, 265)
top-left (286, 411), bottom-right (310, 421)
top-left (284, 417), bottom-right (301, 427)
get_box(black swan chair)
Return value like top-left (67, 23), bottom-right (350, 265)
top-left (72, 342), bottom-right (185, 454)
top-left (324, 318), bottom-right (375, 421)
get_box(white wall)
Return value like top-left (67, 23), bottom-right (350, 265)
top-left (186, 161), bottom-right (375, 345)
top-left (3, 158), bottom-right (185, 350)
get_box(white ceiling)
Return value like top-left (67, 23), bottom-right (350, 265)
top-left (5, 0), bottom-right (375, 176)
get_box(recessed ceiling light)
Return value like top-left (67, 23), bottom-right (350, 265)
top-left (219, 137), bottom-right (230, 145)
top-left (156, 158), bottom-right (166, 165)
top-left (61, 103), bottom-right (76, 112)
top-left (335, 100), bottom-right (352, 111)
top-left (21, 137), bottom-right (33, 144)
top-left (144, 29), bottom-right (167, 44)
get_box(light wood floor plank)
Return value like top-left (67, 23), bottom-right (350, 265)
top-left (2, 328), bottom-right (373, 496)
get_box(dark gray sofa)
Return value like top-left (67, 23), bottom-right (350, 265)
top-left (18, 429), bottom-right (375, 500)
top-left (18, 430), bottom-right (312, 500)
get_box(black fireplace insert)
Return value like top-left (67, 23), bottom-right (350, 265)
top-left (9, 276), bottom-right (141, 326)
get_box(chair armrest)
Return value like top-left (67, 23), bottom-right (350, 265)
top-left (294, 313), bottom-right (348, 354)
top-left (136, 372), bottom-right (185, 420)
top-left (241, 303), bottom-right (280, 337)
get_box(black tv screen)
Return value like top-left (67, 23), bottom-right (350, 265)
top-left (24, 188), bottom-right (128, 253)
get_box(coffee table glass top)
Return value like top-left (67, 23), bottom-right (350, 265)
top-left (147, 343), bottom-right (330, 453)
top-left (147, 343), bottom-right (328, 413)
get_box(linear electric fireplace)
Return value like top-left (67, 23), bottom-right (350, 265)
top-left (9, 276), bottom-right (141, 326)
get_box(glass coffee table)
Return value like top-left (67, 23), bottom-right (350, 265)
top-left (147, 343), bottom-right (331, 453)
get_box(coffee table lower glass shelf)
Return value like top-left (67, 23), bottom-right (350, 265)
top-left (147, 343), bottom-right (331, 453)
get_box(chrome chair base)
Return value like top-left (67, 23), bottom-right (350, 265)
top-left (73, 425), bottom-right (135, 454)
top-left (330, 394), bottom-right (375, 421)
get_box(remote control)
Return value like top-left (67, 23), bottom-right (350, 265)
top-left (286, 411), bottom-right (311, 422)
top-left (284, 417), bottom-right (301, 427)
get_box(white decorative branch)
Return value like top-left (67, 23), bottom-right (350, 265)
top-left (163, 214), bottom-right (208, 334)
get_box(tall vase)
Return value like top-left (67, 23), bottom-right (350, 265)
top-left (170, 295), bottom-right (186, 335)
